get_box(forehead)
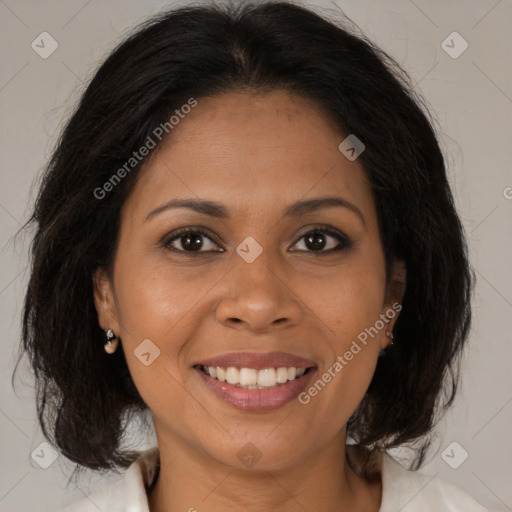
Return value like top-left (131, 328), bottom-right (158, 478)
top-left (123, 89), bottom-right (375, 223)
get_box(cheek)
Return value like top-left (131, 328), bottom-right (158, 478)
top-left (108, 253), bottom-right (188, 391)
top-left (109, 246), bottom-right (228, 405)
top-left (112, 252), bottom-right (204, 339)
top-left (298, 249), bottom-right (386, 413)
top-left (306, 255), bottom-right (386, 339)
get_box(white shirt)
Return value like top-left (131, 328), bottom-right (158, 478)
top-left (62, 447), bottom-right (489, 511)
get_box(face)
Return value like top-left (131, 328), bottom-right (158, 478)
top-left (94, 89), bottom-right (405, 472)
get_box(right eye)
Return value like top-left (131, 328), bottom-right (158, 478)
top-left (163, 227), bottom-right (224, 254)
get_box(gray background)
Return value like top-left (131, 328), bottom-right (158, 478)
top-left (1, 0), bottom-right (511, 510)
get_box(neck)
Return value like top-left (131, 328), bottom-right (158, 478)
top-left (147, 431), bottom-right (382, 512)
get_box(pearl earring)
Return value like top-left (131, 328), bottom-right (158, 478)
top-left (104, 328), bottom-right (119, 354)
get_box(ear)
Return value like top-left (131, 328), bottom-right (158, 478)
top-left (92, 267), bottom-right (120, 334)
top-left (380, 260), bottom-right (407, 348)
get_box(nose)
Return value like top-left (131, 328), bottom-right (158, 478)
top-left (215, 258), bottom-right (303, 333)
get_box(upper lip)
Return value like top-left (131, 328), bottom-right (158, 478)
top-left (194, 351), bottom-right (317, 370)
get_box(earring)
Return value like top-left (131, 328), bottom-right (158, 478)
top-left (104, 328), bottom-right (119, 354)
top-left (385, 330), bottom-right (394, 345)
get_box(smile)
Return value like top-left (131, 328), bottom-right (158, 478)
top-left (199, 365), bottom-right (309, 389)
top-left (194, 352), bottom-right (317, 411)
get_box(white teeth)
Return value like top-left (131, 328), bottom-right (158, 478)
top-left (201, 365), bottom-right (309, 388)
top-left (276, 367), bottom-right (288, 383)
top-left (257, 368), bottom-right (276, 387)
top-left (226, 367), bottom-right (239, 385)
top-left (239, 368), bottom-right (258, 386)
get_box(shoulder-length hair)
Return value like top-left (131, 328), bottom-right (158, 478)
top-left (14, 0), bottom-right (473, 479)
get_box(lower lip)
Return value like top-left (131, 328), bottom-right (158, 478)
top-left (195, 368), bottom-right (316, 411)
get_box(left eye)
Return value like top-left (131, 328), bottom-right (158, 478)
top-left (291, 229), bottom-right (349, 253)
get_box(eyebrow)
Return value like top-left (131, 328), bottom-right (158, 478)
top-left (144, 196), bottom-right (365, 225)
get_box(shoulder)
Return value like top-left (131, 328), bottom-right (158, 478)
top-left (60, 447), bottom-right (159, 512)
top-left (379, 453), bottom-right (489, 512)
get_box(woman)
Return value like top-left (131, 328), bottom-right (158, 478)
top-left (16, 1), bottom-right (487, 510)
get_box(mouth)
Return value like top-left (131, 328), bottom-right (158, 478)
top-left (193, 352), bottom-right (317, 411)
top-left (197, 364), bottom-right (313, 389)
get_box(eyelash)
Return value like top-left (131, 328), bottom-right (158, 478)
top-left (162, 225), bottom-right (352, 256)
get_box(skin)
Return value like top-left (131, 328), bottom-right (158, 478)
top-left (94, 89), bottom-right (406, 512)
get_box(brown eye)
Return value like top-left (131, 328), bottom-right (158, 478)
top-left (176, 232), bottom-right (206, 251)
top-left (164, 228), bottom-right (222, 253)
top-left (291, 227), bottom-right (352, 254)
